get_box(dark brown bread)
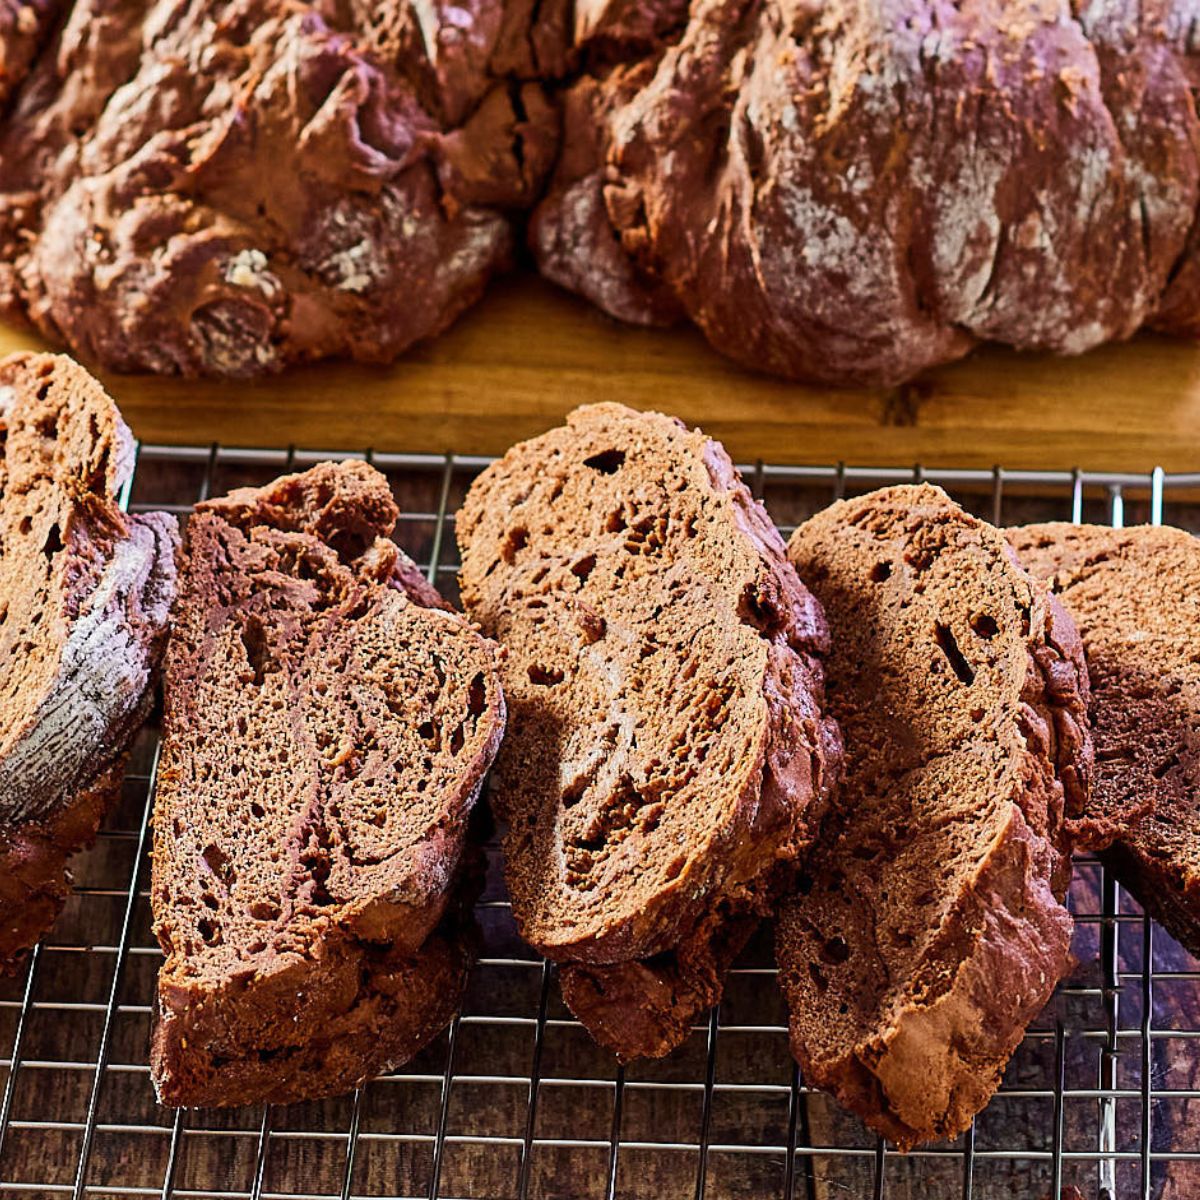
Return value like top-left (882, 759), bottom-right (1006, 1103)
top-left (0, 352), bottom-right (177, 970)
top-left (1010, 522), bottom-right (1200, 955)
top-left (532, 0), bottom-right (1200, 385)
top-left (777, 484), bottom-right (1093, 1149)
top-left (0, 0), bottom-right (560, 377)
top-left (457, 402), bottom-right (841, 1059)
top-left (150, 461), bottom-right (505, 1108)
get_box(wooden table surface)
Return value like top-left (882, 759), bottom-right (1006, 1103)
top-left (3, 271), bottom-right (1199, 469)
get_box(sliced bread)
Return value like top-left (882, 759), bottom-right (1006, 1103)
top-left (150, 461), bottom-right (505, 1107)
top-left (777, 484), bottom-right (1093, 1148)
top-left (0, 351), bottom-right (177, 969)
top-left (1010, 522), bottom-right (1200, 954)
top-left (457, 402), bottom-right (841, 1059)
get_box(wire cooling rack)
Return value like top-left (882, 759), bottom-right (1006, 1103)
top-left (0, 443), bottom-right (1197, 1200)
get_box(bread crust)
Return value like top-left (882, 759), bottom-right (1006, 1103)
top-left (532, 0), bottom-right (1200, 385)
top-left (777, 485), bottom-right (1092, 1148)
top-left (0, 0), bottom-right (561, 377)
top-left (0, 352), bottom-right (177, 972)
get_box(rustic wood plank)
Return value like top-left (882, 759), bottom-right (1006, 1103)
top-left (2, 271), bottom-right (1198, 468)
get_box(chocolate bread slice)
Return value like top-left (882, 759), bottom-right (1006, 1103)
top-left (150, 461), bottom-right (505, 1108)
top-left (777, 484), bottom-right (1093, 1148)
top-left (0, 351), bottom-right (177, 969)
top-left (457, 403), bottom-right (841, 1060)
top-left (1010, 523), bottom-right (1200, 954)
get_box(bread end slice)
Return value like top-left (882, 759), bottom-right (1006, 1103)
top-left (0, 352), bottom-right (177, 971)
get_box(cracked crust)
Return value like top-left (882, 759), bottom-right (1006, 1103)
top-left (0, 352), bottom-right (177, 972)
top-left (150, 460), bottom-right (505, 1108)
top-left (457, 402), bottom-right (840, 1059)
top-left (0, 0), bottom-right (561, 377)
top-left (532, 0), bottom-right (1200, 385)
top-left (1010, 522), bottom-right (1200, 958)
top-left (777, 484), bottom-right (1093, 1149)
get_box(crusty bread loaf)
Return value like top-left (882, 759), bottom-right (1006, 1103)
top-left (0, 351), bottom-right (177, 969)
top-left (777, 484), bottom-right (1093, 1148)
top-left (1010, 522), bottom-right (1200, 955)
top-left (532, 0), bottom-right (1200, 385)
top-left (0, 0), bottom-right (559, 377)
top-left (150, 461), bottom-right (505, 1108)
top-left (457, 402), bottom-right (841, 1059)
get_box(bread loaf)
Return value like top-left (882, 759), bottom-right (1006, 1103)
top-left (532, 0), bottom-right (1200, 385)
top-left (0, 351), bottom-right (177, 969)
top-left (150, 460), bottom-right (505, 1107)
top-left (0, 0), bottom-right (561, 376)
top-left (457, 402), bottom-right (840, 1059)
top-left (777, 484), bottom-right (1093, 1148)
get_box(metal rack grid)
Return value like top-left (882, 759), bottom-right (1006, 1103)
top-left (0, 442), bottom-right (1197, 1200)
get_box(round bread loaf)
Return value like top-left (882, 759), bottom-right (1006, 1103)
top-left (532, 0), bottom-right (1200, 384)
top-left (0, 0), bottom-right (561, 376)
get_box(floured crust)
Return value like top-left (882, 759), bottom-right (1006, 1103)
top-left (1011, 522), bottom-right (1200, 957)
top-left (777, 484), bottom-right (1093, 1149)
top-left (0, 352), bottom-right (177, 972)
top-left (458, 402), bottom-right (840, 1059)
top-left (0, 0), bottom-right (561, 377)
top-left (532, 0), bottom-right (1200, 385)
top-left (150, 460), bottom-right (505, 1108)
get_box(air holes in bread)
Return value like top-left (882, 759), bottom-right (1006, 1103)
top-left (821, 935), bottom-right (850, 964)
top-left (467, 673), bottom-right (486, 716)
top-left (971, 613), bottom-right (998, 639)
top-left (528, 663), bottom-right (565, 686)
top-left (870, 561), bottom-right (892, 583)
top-left (934, 623), bottom-right (975, 685)
top-left (572, 553), bottom-right (596, 581)
top-left (240, 616), bottom-right (269, 686)
top-left (1153, 754), bottom-right (1181, 780)
top-left (501, 526), bottom-right (528, 563)
top-left (583, 448), bottom-right (625, 474)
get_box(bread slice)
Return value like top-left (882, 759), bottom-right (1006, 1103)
top-left (1010, 522), bottom-right (1200, 954)
top-left (150, 461), bottom-right (505, 1108)
top-left (0, 351), bottom-right (177, 969)
top-left (457, 403), bottom-right (841, 1060)
top-left (776, 484), bottom-right (1093, 1148)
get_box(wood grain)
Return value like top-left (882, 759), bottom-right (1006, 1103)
top-left (3, 271), bottom-right (1200, 467)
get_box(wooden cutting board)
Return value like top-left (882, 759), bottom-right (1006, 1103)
top-left (2, 270), bottom-right (1199, 469)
